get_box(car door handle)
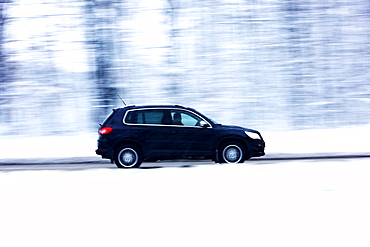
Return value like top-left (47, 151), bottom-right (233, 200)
top-left (172, 130), bottom-right (180, 134)
top-left (134, 130), bottom-right (143, 133)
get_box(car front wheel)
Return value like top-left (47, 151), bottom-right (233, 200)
top-left (219, 142), bottom-right (245, 164)
top-left (114, 145), bottom-right (142, 168)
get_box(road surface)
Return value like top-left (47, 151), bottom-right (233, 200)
top-left (1, 155), bottom-right (369, 172)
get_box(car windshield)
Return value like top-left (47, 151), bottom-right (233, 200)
top-left (194, 109), bottom-right (220, 125)
top-left (208, 117), bottom-right (219, 125)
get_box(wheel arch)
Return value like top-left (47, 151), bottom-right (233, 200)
top-left (113, 139), bottom-right (143, 155)
top-left (217, 137), bottom-right (248, 151)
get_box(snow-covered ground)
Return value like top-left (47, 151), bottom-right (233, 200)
top-left (0, 160), bottom-right (369, 247)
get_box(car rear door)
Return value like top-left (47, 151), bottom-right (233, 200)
top-left (124, 108), bottom-right (176, 156)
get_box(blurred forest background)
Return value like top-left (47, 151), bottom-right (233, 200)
top-left (0, 0), bottom-right (369, 135)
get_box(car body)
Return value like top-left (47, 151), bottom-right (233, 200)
top-left (96, 105), bottom-right (265, 168)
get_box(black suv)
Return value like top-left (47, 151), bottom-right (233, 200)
top-left (96, 105), bottom-right (265, 168)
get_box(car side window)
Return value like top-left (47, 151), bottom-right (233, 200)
top-left (125, 109), bottom-right (166, 125)
top-left (125, 111), bottom-right (137, 124)
top-left (170, 110), bottom-right (203, 127)
top-left (143, 110), bottom-right (166, 124)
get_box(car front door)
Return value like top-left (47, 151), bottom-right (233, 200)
top-left (168, 109), bottom-right (217, 157)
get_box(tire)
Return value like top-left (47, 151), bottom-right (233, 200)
top-left (218, 142), bottom-right (245, 164)
top-left (114, 145), bottom-right (142, 168)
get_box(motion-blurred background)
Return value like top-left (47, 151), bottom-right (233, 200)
top-left (1, 0), bottom-right (369, 136)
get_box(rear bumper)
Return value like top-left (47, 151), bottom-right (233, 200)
top-left (95, 148), bottom-right (113, 159)
top-left (96, 137), bottom-right (114, 159)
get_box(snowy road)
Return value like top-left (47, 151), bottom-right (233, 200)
top-left (1, 158), bottom-right (369, 247)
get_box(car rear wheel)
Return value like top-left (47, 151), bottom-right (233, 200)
top-left (219, 142), bottom-right (245, 164)
top-left (114, 145), bottom-right (142, 168)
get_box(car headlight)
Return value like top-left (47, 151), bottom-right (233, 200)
top-left (245, 131), bottom-right (261, 139)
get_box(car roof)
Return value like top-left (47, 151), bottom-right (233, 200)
top-left (119, 104), bottom-right (190, 110)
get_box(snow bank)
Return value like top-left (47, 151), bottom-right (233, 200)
top-left (264, 124), bottom-right (370, 154)
top-left (0, 160), bottom-right (369, 247)
top-left (0, 134), bottom-right (97, 160)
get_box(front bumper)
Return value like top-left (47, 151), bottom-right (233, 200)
top-left (249, 139), bottom-right (265, 157)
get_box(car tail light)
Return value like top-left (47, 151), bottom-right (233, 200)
top-left (99, 127), bottom-right (113, 135)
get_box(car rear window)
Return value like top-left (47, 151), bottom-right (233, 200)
top-left (101, 111), bottom-right (115, 125)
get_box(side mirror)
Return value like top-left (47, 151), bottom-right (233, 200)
top-left (199, 121), bottom-right (210, 128)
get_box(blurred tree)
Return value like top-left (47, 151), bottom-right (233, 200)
top-left (84, 0), bottom-right (121, 123)
top-left (0, 0), bottom-right (11, 123)
top-left (281, 0), bottom-right (316, 128)
top-left (165, 0), bottom-right (180, 95)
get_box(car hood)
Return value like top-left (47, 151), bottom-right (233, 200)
top-left (219, 124), bottom-right (259, 133)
